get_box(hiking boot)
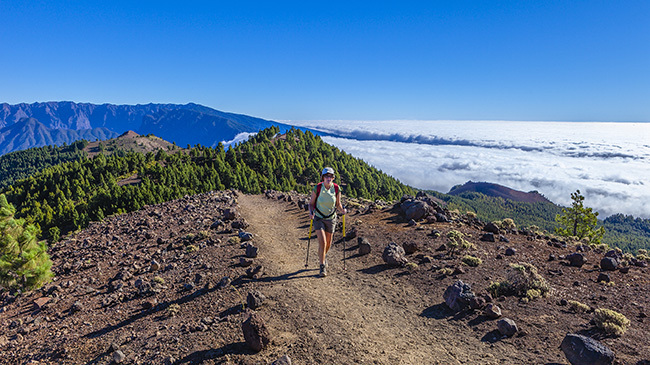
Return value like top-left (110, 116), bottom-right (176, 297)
top-left (319, 263), bottom-right (327, 277)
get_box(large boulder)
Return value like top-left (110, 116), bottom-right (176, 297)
top-left (403, 200), bottom-right (431, 221)
top-left (484, 222), bottom-right (501, 234)
top-left (382, 242), bottom-right (408, 266)
top-left (561, 334), bottom-right (614, 365)
top-left (443, 280), bottom-right (475, 312)
top-left (600, 257), bottom-right (618, 271)
top-left (567, 253), bottom-right (587, 267)
top-left (242, 312), bottom-right (271, 352)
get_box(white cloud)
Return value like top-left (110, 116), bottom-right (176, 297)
top-left (291, 120), bottom-right (650, 218)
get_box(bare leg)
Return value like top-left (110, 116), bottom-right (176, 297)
top-left (316, 229), bottom-right (326, 265)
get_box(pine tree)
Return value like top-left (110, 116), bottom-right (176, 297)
top-left (555, 190), bottom-right (605, 243)
top-left (0, 194), bottom-right (53, 291)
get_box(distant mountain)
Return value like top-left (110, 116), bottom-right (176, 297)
top-left (448, 181), bottom-right (552, 204)
top-left (0, 102), bottom-right (302, 154)
top-left (0, 118), bottom-right (117, 155)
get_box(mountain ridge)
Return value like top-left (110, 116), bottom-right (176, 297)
top-left (0, 102), bottom-right (303, 154)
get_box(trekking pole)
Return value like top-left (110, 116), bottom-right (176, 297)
top-left (342, 213), bottom-right (346, 270)
top-left (305, 219), bottom-right (313, 267)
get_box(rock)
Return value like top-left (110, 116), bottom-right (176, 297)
top-left (597, 273), bottom-right (611, 283)
top-left (358, 238), bottom-right (371, 256)
top-left (484, 304), bottom-right (502, 319)
top-left (604, 249), bottom-right (619, 258)
top-left (505, 248), bottom-right (516, 256)
top-left (240, 257), bottom-right (254, 267)
top-left (499, 235), bottom-right (510, 243)
top-left (567, 253), bottom-right (587, 267)
top-left (480, 233), bottom-right (495, 242)
top-left (33, 297), bottom-right (51, 310)
top-left (271, 355), bottom-right (292, 365)
top-left (402, 241), bottom-right (420, 254)
top-left (548, 254), bottom-right (556, 261)
top-left (345, 227), bottom-right (357, 240)
top-left (109, 342), bottom-right (120, 352)
top-left (210, 219), bottom-right (224, 229)
top-left (246, 265), bottom-right (264, 279)
top-left (407, 219), bottom-right (417, 227)
top-left (382, 242), bottom-right (408, 267)
top-left (484, 222), bottom-right (500, 234)
top-left (112, 350), bottom-right (126, 363)
top-left (497, 318), bottom-right (518, 337)
top-left (443, 280), bottom-right (475, 312)
top-left (242, 312), bottom-right (271, 352)
top-left (70, 301), bottom-right (84, 313)
top-left (222, 208), bottom-right (238, 221)
top-left (245, 244), bottom-right (259, 258)
top-left (619, 266), bottom-right (630, 273)
top-left (231, 218), bottom-right (249, 229)
top-left (217, 276), bottom-right (231, 289)
top-left (600, 257), bottom-right (618, 271)
top-left (561, 333), bottom-right (615, 365)
top-left (239, 231), bottom-right (254, 242)
top-left (469, 296), bottom-right (486, 310)
top-left (402, 200), bottom-right (430, 221)
top-left (247, 290), bottom-right (266, 310)
top-left (435, 213), bottom-right (449, 223)
top-left (150, 260), bottom-right (161, 272)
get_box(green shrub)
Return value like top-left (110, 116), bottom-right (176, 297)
top-left (501, 218), bottom-right (516, 230)
top-left (405, 262), bottom-right (419, 272)
top-left (638, 249), bottom-right (648, 255)
top-left (0, 194), bottom-right (53, 291)
top-left (228, 236), bottom-right (241, 245)
top-left (461, 255), bottom-right (482, 267)
top-left (438, 267), bottom-right (454, 276)
top-left (446, 230), bottom-right (473, 256)
top-left (186, 244), bottom-right (199, 253)
top-left (593, 308), bottom-right (630, 336)
top-left (487, 263), bottom-right (550, 300)
top-left (568, 300), bottom-right (590, 313)
top-left (167, 303), bottom-right (181, 317)
top-left (153, 276), bottom-right (165, 284)
top-left (466, 211), bottom-right (477, 219)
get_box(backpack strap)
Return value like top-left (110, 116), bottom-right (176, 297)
top-left (313, 182), bottom-right (339, 219)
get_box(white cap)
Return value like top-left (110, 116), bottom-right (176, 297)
top-left (321, 167), bottom-right (335, 176)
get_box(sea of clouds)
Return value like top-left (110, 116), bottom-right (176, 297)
top-left (288, 120), bottom-right (650, 219)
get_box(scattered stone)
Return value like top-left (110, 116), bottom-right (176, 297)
top-left (239, 231), bottom-right (254, 242)
top-left (210, 219), bottom-right (224, 229)
top-left (435, 213), bottom-right (449, 223)
top-left (600, 257), bottom-right (618, 271)
top-left (561, 333), bottom-right (615, 365)
top-left (402, 241), bottom-right (420, 254)
top-left (70, 301), bottom-right (84, 313)
top-left (505, 248), bottom-right (516, 256)
top-left (222, 208), bottom-right (238, 221)
top-left (112, 350), bottom-right (126, 363)
top-left (443, 280), bottom-right (475, 312)
top-left (143, 299), bottom-right (158, 310)
top-left (217, 277), bottom-right (232, 289)
top-left (484, 304), bottom-right (502, 319)
top-left (480, 233), bottom-right (495, 242)
top-left (33, 297), bottom-right (51, 310)
top-left (245, 244), bottom-right (259, 258)
top-left (271, 355), bottom-right (292, 365)
top-left (109, 342), bottom-right (120, 352)
top-left (407, 219), bottom-right (417, 227)
top-left (497, 318), bottom-right (518, 337)
top-left (484, 222), bottom-right (500, 234)
top-left (597, 273), bottom-right (611, 283)
top-left (548, 254), bottom-right (556, 261)
top-left (240, 257), bottom-right (254, 267)
top-left (382, 242), bottom-right (408, 267)
top-left (358, 238), bottom-right (371, 256)
top-left (183, 283), bottom-right (195, 291)
top-left (345, 227), bottom-right (357, 240)
top-left (242, 312), bottom-right (271, 352)
top-left (246, 265), bottom-right (264, 279)
top-left (567, 253), bottom-right (587, 267)
top-left (247, 290), bottom-right (267, 310)
top-left (150, 260), bottom-right (161, 272)
top-left (231, 218), bottom-right (249, 229)
top-left (499, 235), bottom-right (510, 243)
top-left (469, 296), bottom-right (486, 310)
top-left (619, 266), bottom-right (630, 274)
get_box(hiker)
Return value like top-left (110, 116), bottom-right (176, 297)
top-left (309, 167), bottom-right (346, 277)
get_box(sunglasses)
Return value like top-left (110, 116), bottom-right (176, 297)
top-left (323, 174), bottom-right (335, 178)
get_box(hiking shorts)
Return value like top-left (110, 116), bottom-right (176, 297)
top-left (313, 216), bottom-right (337, 233)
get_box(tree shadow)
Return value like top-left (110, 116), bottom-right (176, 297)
top-left (173, 342), bottom-right (252, 364)
top-left (359, 264), bottom-right (393, 275)
top-left (254, 268), bottom-right (318, 282)
top-left (84, 286), bottom-right (215, 339)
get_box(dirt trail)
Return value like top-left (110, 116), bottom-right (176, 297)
top-left (238, 194), bottom-right (498, 364)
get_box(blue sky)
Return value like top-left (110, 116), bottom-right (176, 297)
top-left (1, 1), bottom-right (648, 122)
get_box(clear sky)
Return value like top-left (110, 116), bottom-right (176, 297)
top-left (1, 1), bottom-right (648, 122)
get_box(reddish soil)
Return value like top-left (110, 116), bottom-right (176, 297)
top-left (0, 191), bottom-right (648, 364)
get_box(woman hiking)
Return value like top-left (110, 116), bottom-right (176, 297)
top-left (309, 167), bottom-right (347, 277)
